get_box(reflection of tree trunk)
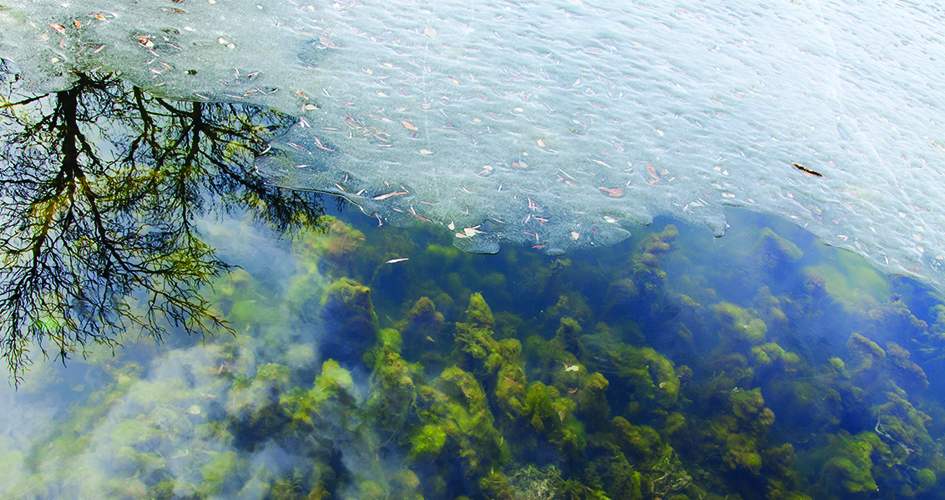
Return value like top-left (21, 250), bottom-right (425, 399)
top-left (0, 73), bottom-right (329, 382)
top-left (29, 89), bottom-right (81, 268)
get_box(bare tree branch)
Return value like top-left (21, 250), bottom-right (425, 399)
top-left (0, 68), bottom-right (330, 384)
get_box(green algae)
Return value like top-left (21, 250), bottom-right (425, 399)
top-left (713, 301), bottom-right (769, 345)
top-left (752, 227), bottom-right (804, 268)
top-left (8, 212), bottom-right (945, 500)
top-left (801, 251), bottom-right (890, 312)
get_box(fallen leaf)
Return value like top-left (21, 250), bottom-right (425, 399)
top-left (464, 226), bottom-right (484, 237)
top-left (419, 149), bottom-right (433, 155)
top-left (647, 162), bottom-right (661, 181)
top-left (423, 27), bottom-right (437, 38)
top-left (598, 186), bottom-right (623, 197)
top-left (319, 35), bottom-right (339, 48)
top-left (373, 191), bottom-right (408, 200)
top-left (402, 120), bottom-right (418, 131)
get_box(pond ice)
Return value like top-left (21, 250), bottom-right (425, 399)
top-left (3, 0), bottom-right (945, 283)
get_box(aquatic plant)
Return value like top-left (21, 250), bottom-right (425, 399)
top-left (713, 302), bottom-right (768, 346)
top-left (318, 277), bottom-right (380, 366)
top-left (816, 431), bottom-right (890, 495)
top-left (410, 366), bottom-right (502, 479)
top-left (637, 224), bottom-right (679, 269)
top-left (750, 227), bottom-right (804, 272)
top-left (368, 344), bottom-right (421, 433)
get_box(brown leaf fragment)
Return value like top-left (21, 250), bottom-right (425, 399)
top-left (598, 186), bottom-right (623, 197)
top-left (646, 162), bottom-right (661, 181)
top-left (319, 35), bottom-right (339, 48)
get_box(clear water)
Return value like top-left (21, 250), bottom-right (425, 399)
top-left (2, 1), bottom-right (945, 500)
top-left (3, 205), bottom-right (945, 499)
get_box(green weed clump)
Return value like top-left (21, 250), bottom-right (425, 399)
top-left (10, 213), bottom-right (945, 500)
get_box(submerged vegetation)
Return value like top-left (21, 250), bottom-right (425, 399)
top-left (3, 205), bottom-right (945, 500)
top-left (0, 62), bottom-right (943, 500)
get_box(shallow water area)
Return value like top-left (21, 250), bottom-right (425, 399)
top-left (2, 202), bottom-right (945, 499)
top-left (3, 1), bottom-right (945, 498)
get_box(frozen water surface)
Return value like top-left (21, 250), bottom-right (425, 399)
top-left (2, 1), bottom-right (945, 278)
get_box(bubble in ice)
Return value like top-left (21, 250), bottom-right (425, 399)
top-left (3, 0), bottom-right (945, 285)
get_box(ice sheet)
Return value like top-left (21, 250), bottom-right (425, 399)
top-left (2, 0), bottom-right (945, 282)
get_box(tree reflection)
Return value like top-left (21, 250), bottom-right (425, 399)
top-left (0, 65), bottom-right (329, 381)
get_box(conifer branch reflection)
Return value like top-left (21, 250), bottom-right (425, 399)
top-left (0, 68), bottom-right (328, 383)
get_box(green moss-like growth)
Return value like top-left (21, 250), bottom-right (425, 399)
top-left (541, 292), bottom-right (594, 332)
top-left (453, 293), bottom-right (509, 380)
top-left (713, 302), bottom-right (768, 345)
top-left (818, 432), bottom-right (888, 494)
top-left (425, 243), bottom-right (461, 270)
top-left (454, 318), bottom-right (501, 376)
top-left (580, 332), bottom-right (679, 417)
top-left (637, 224), bottom-right (680, 268)
top-left (603, 278), bottom-right (640, 317)
top-left (751, 343), bottom-right (799, 372)
top-left (319, 277), bottom-right (380, 365)
top-left (693, 388), bottom-right (779, 486)
top-left (408, 423), bottom-right (447, 459)
top-left (576, 372), bottom-right (611, 429)
top-left (551, 317), bottom-right (587, 363)
top-left (365, 327), bottom-right (403, 366)
top-left (730, 388), bottom-right (776, 432)
top-left (847, 333), bottom-right (885, 371)
top-left (368, 344), bottom-right (421, 432)
top-left (479, 471), bottom-right (514, 500)
top-left (411, 367), bottom-right (502, 478)
top-left (199, 451), bottom-right (243, 496)
top-left (321, 218), bottom-right (365, 269)
top-left (465, 292), bottom-right (495, 330)
top-left (801, 251), bottom-right (890, 312)
top-left (612, 417), bottom-right (664, 463)
top-left (587, 449), bottom-right (644, 500)
top-left (872, 391), bottom-right (935, 459)
top-left (884, 341), bottom-right (929, 391)
top-left (391, 469), bottom-right (424, 500)
top-left (751, 227), bottom-right (803, 269)
top-left (554, 477), bottom-right (610, 500)
top-left (281, 360), bottom-right (357, 427)
top-left (495, 354), bottom-right (528, 417)
top-left (402, 296), bottom-right (445, 339)
top-left (523, 381), bottom-right (586, 459)
top-left (916, 468), bottom-right (937, 491)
